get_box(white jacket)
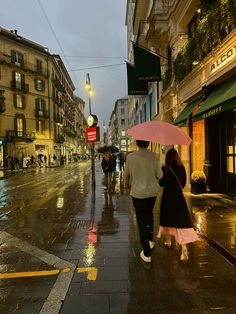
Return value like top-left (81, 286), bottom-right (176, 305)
top-left (124, 148), bottom-right (162, 198)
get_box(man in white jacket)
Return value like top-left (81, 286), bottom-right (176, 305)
top-left (124, 140), bottom-right (161, 263)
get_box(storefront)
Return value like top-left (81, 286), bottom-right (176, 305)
top-left (194, 76), bottom-right (236, 195)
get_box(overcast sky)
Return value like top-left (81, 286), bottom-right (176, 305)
top-left (0, 0), bottom-right (127, 128)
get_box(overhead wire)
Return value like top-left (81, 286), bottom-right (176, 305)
top-left (36, 0), bottom-right (83, 90)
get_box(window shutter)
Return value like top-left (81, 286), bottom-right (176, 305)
top-left (35, 98), bottom-right (39, 111)
top-left (22, 95), bottom-right (26, 109)
top-left (23, 117), bottom-right (26, 132)
top-left (42, 80), bottom-right (45, 91)
top-left (36, 120), bottom-right (39, 132)
top-left (13, 94), bottom-right (17, 108)
top-left (14, 116), bottom-right (17, 131)
top-left (34, 78), bottom-right (37, 90)
top-left (11, 50), bottom-right (16, 63)
top-left (19, 53), bottom-right (24, 67)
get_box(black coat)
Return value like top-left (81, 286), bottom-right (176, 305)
top-left (159, 163), bottom-right (192, 228)
top-left (101, 158), bottom-right (113, 173)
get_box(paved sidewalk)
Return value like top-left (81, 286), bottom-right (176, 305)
top-left (60, 166), bottom-right (236, 314)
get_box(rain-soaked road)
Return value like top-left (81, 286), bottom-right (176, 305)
top-left (0, 161), bottom-right (236, 314)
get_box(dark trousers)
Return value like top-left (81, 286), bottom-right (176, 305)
top-left (132, 196), bottom-right (156, 257)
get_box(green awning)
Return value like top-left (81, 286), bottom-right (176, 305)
top-left (174, 97), bottom-right (201, 125)
top-left (133, 43), bottom-right (161, 82)
top-left (194, 76), bottom-right (236, 120)
top-left (126, 62), bottom-right (148, 95)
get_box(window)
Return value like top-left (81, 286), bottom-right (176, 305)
top-left (149, 93), bottom-right (152, 120)
top-left (156, 82), bottom-right (159, 115)
top-left (13, 94), bottom-right (25, 109)
top-left (36, 120), bottom-right (45, 134)
top-left (36, 59), bottom-right (42, 74)
top-left (121, 119), bottom-right (125, 125)
top-left (35, 79), bottom-right (45, 91)
top-left (11, 50), bottom-right (24, 66)
top-left (16, 118), bottom-right (23, 136)
top-left (121, 107), bottom-right (125, 115)
top-left (15, 71), bottom-right (22, 89)
top-left (36, 98), bottom-right (46, 115)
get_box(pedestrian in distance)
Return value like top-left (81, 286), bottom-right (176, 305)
top-left (124, 140), bottom-right (162, 263)
top-left (157, 148), bottom-right (199, 262)
top-left (10, 156), bottom-right (15, 171)
top-left (119, 153), bottom-right (125, 172)
top-left (44, 155), bottom-right (47, 166)
top-left (14, 156), bottom-right (20, 170)
top-left (101, 151), bottom-right (113, 190)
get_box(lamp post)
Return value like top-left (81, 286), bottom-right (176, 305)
top-left (86, 73), bottom-right (96, 186)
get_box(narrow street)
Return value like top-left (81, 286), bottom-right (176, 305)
top-left (0, 162), bottom-right (236, 313)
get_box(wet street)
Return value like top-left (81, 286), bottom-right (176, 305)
top-left (0, 161), bottom-right (236, 314)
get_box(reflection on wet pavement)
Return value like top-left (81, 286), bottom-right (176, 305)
top-left (0, 162), bottom-right (235, 313)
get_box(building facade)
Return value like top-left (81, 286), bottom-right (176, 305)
top-left (107, 97), bottom-right (129, 152)
top-left (126, 0), bottom-right (236, 195)
top-left (0, 27), bottom-right (86, 167)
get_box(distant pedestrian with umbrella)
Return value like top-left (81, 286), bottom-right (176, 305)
top-left (101, 151), bottom-right (113, 190)
top-left (157, 148), bottom-right (199, 262)
top-left (124, 140), bottom-right (162, 263)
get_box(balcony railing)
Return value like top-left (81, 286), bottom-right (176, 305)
top-left (11, 80), bottom-right (29, 93)
top-left (7, 130), bottom-right (36, 142)
top-left (0, 53), bottom-right (48, 77)
top-left (35, 109), bottom-right (49, 118)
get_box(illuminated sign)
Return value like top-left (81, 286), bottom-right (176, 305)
top-left (86, 127), bottom-right (100, 142)
top-left (210, 45), bottom-right (236, 73)
top-left (87, 114), bottom-right (98, 127)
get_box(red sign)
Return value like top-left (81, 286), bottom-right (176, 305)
top-left (86, 127), bottom-right (100, 142)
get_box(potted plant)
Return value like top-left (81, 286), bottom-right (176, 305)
top-left (191, 170), bottom-right (207, 194)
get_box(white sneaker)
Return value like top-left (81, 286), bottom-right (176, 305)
top-left (140, 250), bottom-right (151, 263)
top-left (149, 241), bottom-right (155, 249)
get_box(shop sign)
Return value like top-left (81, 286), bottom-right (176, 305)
top-left (210, 46), bottom-right (236, 73)
top-left (202, 105), bottom-right (222, 119)
top-left (86, 127), bottom-right (100, 143)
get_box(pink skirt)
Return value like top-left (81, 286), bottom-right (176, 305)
top-left (157, 226), bottom-right (199, 245)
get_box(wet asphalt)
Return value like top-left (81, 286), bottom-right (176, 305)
top-left (0, 161), bottom-right (236, 314)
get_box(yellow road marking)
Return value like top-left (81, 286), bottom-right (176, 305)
top-left (0, 269), bottom-right (60, 279)
top-left (77, 267), bottom-right (97, 280)
top-left (0, 267), bottom-right (98, 280)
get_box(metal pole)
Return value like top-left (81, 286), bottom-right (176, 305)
top-left (86, 73), bottom-right (95, 186)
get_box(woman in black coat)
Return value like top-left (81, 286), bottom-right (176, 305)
top-left (157, 148), bottom-right (198, 262)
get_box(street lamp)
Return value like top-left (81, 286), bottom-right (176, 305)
top-left (86, 73), bottom-right (96, 186)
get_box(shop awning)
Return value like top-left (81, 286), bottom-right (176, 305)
top-left (174, 97), bottom-right (201, 125)
top-left (126, 62), bottom-right (148, 95)
top-left (133, 43), bottom-right (161, 82)
top-left (194, 76), bottom-right (236, 120)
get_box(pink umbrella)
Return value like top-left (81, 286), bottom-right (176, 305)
top-left (127, 120), bottom-right (192, 145)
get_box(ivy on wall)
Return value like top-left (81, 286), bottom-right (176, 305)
top-left (172, 0), bottom-right (236, 83)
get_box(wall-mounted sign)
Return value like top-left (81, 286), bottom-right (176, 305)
top-left (86, 127), bottom-right (100, 142)
top-left (210, 45), bottom-right (236, 73)
top-left (87, 114), bottom-right (98, 127)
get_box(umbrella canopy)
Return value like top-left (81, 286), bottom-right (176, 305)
top-left (127, 120), bottom-right (192, 145)
top-left (98, 145), bottom-right (119, 154)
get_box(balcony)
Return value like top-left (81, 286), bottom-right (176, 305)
top-left (11, 80), bottom-right (29, 93)
top-left (35, 109), bottom-right (49, 119)
top-left (0, 53), bottom-right (48, 77)
top-left (7, 130), bottom-right (36, 142)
